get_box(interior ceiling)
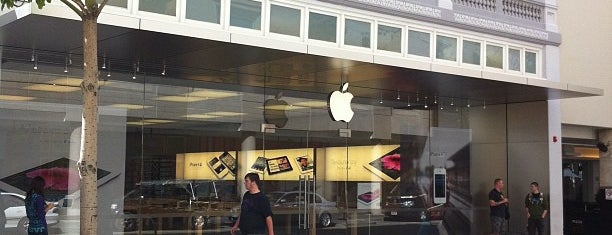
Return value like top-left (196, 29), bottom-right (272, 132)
top-left (0, 14), bottom-right (596, 106)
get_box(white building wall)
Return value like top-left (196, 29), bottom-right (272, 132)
top-left (558, 0), bottom-right (612, 129)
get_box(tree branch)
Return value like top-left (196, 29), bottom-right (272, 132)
top-left (59, 0), bottom-right (84, 18)
top-left (95, 0), bottom-right (109, 16)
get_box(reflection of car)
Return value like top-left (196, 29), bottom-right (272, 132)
top-left (231, 191), bottom-right (337, 227)
top-left (1, 192), bottom-right (59, 232)
top-left (383, 193), bottom-right (444, 221)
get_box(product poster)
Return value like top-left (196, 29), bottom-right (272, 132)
top-left (357, 183), bottom-right (381, 209)
top-left (239, 148), bottom-right (314, 180)
top-left (324, 145), bottom-right (401, 181)
top-left (178, 152), bottom-right (236, 180)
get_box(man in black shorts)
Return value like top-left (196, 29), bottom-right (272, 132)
top-left (231, 173), bottom-right (274, 235)
top-left (489, 178), bottom-right (509, 235)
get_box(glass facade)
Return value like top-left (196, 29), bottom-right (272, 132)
top-left (0, 55), bottom-right (521, 235)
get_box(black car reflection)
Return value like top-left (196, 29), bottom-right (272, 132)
top-left (383, 193), bottom-right (444, 221)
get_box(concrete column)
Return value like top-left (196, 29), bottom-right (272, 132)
top-left (599, 130), bottom-right (612, 187)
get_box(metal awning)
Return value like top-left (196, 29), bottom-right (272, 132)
top-left (0, 14), bottom-right (602, 107)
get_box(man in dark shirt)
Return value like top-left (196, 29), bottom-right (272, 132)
top-left (489, 178), bottom-right (509, 235)
top-left (231, 173), bottom-right (274, 235)
top-left (525, 182), bottom-right (548, 235)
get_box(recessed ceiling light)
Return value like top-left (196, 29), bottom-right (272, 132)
top-left (188, 90), bottom-right (239, 99)
top-left (156, 96), bottom-right (207, 102)
top-left (292, 101), bottom-right (328, 108)
top-left (205, 111), bottom-right (244, 116)
top-left (25, 84), bottom-right (81, 92)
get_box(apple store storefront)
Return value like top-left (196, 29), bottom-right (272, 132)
top-left (0, 3), bottom-right (600, 235)
top-left (0, 47), bottom-right (596, 235)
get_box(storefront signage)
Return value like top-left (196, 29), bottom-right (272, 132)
top-left (324, 145), bottom-right (401, 182)
top-left (328, 83), bottom-right (354, 122)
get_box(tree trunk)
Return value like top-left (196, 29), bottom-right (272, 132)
top-left (79, 15), bottom-right (99, 235)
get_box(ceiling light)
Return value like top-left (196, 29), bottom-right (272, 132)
top-left (26, 84), bottom-right (80, 92)
top-left (467, 99), bottom-right (471, 108)
top-left (33, 55), bottom-right (38, 70)
top-left (161, 61), bottom-right (166, 76)
top-left (292, 101), bottom-right (328, 108)
top-left (126, 121), bottom-right (156, 126)
top-left (187, 90), bottom-right (239, 99)
top-left (434, 96), bottom-right (438, 104)
top-left (143, 119), bottom-right (174, 124)
top-left (396, 90), bottom-right (400, 100)
top-left (0, 95), bottom-right (35, 101)
top-left (182, 114), bottom-right (221, 119)
top-left (424, 97), bottom-right (428, 109)
top-left (106, 60), bottom-right (111, 77)
top-left (108, 104), bottom-right (153, 110)
top-left (64, 57), bottom-right (68, 73)
top-left (379, 93), bottom-right (383, 104)
top-left (483, 100), bottom-right (486, 109)
top-left (156, 96), bottom-right (207, 102)
top-left (450, 98), bottom-right (454, 106)
top-left (101, 55), bottom-right (106, 69)
top-left (205, 111), bottom-right (244, 116)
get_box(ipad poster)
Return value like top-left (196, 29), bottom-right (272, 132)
top-left (239, 148), bottom-right (313, 180)
top-left (180, 152), bottom-right (236, 180)
top-left (323, 145), bottom-right (400, 182)
top-left (357, 183), bottom-right (381, 209)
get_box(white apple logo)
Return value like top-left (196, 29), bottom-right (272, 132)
top-left (328, 83), bottom-right (354, 122)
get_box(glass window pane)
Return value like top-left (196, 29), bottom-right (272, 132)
top-left (270, 5), bottom-right (301, 37)
top-left (462, 40), bottom-right (481, 65)
top-left (308, 12), bottom-right (337, 42)
top-left (525, 51), bottom-right (537, 74)
top-left (377, 25), bottom-right (401, 53)
top-left (508, 48), bottom-right (521, 71)
top-left (139, 0), bottom-right (176, 16)
top-left (344, 19), bottom-right (371, 48)
top-left (436, 35), bottom-right (457, 61)
top-left (486, 45), bottom-right (503, 69)
top-left (408, 30), bottom-right (430, 57)
top-left (230, 0), bottom-right (262, 30)
top-left (186, 0), bottom-right (221, 24)
top-left (100, 0), bottom-right (127, 8)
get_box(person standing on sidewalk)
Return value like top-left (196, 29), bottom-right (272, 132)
top-left (525, 182), bottom-right (548, 235)
top-left (489, 178), bottom-right (509, 235)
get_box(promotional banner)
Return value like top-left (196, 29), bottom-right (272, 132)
top-left (324, 145), bottom-right (401, 182)
top-left (239, 148), bottom-right (314, 181)
top-left (178, 151), bottom-right (237, 180)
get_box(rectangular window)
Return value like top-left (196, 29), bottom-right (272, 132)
top-left (407, 30), bottom-right (430, 57)
top-left (344, 19), bottom-right (371, 48)
top-left (486, 45), bottom-right (503, 69)
top-left (105, 0), bottom-right (127, 8)
top-left (462, 40), bottom-right (481, 65)
top-left (525, 51), bottom-right (537, 74)
top-left (139, 0), bottom-right (176, 16)
top-left (508, 48), bottom-right (521, 71)
top-left (436, 35), bottom-right (457, 61)
top-left (186, 0), bottom-right (221, 24)
top-left (308, 12), bottom-right (337, 42)
top-left (270, 5), bottom-right (301, 37)
top-left (230, 0), bottom-right (262, 30)
top-left (377, 25), bottom-right (402, 53)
